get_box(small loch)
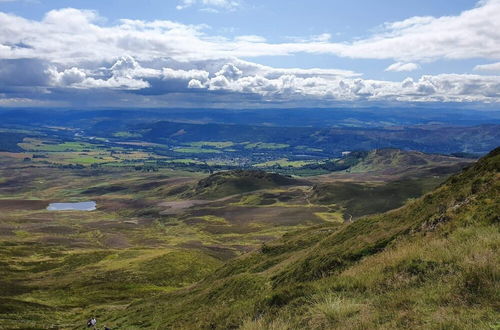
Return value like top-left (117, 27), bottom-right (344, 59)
top-left (47, 201), bottom-right (97, 211)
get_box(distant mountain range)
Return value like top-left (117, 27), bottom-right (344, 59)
top-left (2, 107), bottom-right (500, 128)
top-left (1, 108), bottom-right (499, 157)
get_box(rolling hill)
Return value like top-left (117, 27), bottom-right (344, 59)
top-left (188, 170), bottom-right (302, 199)
top-left (348, 148), bottom-right (472, 174)
top-left (314, 148), bottom-right (474, 182)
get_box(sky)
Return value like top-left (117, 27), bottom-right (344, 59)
top-left (0, 0), bottom-right (499, 109)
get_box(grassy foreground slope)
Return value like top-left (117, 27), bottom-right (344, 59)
top-left (113, 147), bottom-right (499, 329)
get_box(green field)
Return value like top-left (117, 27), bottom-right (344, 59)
top-left (19, 139), bottom-right (106, 152)
top-left (254, 158), bottom-right (317, 168)
top-left (186, 141), bottom-right (235, 148)
top-left (173, 147), bottom-right (222, 154)
top-left (112, 131), bottom-right (143, 138)
top-left (244, 142), bottom-right (290, 150)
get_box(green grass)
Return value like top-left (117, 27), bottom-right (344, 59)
top-left (244, 142), bottom-right (290, 150)
top-left (296, 145), bottom-right (323, 152)
top-left (66, 156), bottom-right (108, 164)
top-left (165, 158), bottom-right (204, 164)
top-left (310, 177), bottom-right (445, 219)
top-left (173, 147), bottom-right (222, 154)
top-left (186, 141), bottom-right (235, 148)
top-left (13, 136), bottom-right (179, 167)
top-left (112, 131), bottom-right (142, 138)
top-left (254, 158), bottom-right (317, 168)
top-left (188, 170), bottom-right (300, 199)
top-left (314, 212), bottom-right (344, 223)
top-left (22, 141), bottom-right (105, 152)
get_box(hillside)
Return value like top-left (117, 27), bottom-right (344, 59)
top-left (314, 148), bottom-right (474, 183)
top-left (110, 147), bottom-right (499, 329)
top-left (348, 148), bottom-right (471, 174)
top-left (309, 179), bottom-right (434, 220)
top-left (308, 149), bottom-right (474, 219)
top-left (187, 170), bottom-right (302, 199)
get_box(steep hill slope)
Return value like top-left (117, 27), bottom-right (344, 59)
top-left (309, 179), bottom-right (433, 220)
top-left (308, 149), bottom-right (474, 219)
top-left (112, 147), bottom-right (499, 329)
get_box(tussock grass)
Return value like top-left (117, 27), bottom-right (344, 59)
top-left (240, 317), bottom-right (292, 330)
top-left (307, 293), bottom-right (364, 324)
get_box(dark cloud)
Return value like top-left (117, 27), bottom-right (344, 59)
top-left (0, 59), bottom-right (50, 87)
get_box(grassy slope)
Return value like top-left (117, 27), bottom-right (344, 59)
top-left (312, 148), bottom-right (473, 183)
top-left (187, 170), bottom-right (302, 199)
top-left (308, 149), bottom-right (473, 219)
top-left (113, 147), bottom-right (499, 329)
top-left (309, 177), bottom-right (444, 219)
top-left (348, 148), bottom-right (462, 172)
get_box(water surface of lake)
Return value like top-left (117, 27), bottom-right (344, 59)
top-left (47, 201), bottom-right (96, 211)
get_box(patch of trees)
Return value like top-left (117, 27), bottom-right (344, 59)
top-left (0, 132), bottom-right (27, 152)
top-left (134, 165), bottom-right (159, 172)
top-left (303, 151), bottom-right (368, 172)
top-left (52, 163), bottom-right (86, 169)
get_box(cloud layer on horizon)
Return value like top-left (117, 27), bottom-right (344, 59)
top-left (0, 1), bottom-right (499, 108)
